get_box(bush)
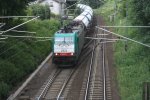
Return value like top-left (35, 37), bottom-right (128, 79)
top-left (27, 4), bottom-right (51, 20)
top-left (0, 19), bottom-right (60, 99)
top-left (0, 82), bottom-right (10, 99)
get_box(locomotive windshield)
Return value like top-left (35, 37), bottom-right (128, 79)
top-left (55, 37), bottom-right (74, 44)
top-left (54, 36), bottom-right (75, 53)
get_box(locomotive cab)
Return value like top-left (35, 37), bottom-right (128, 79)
top-left (52, 32), bottom-right (78, 66)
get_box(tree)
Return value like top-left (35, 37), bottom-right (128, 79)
top-left (80, 0), bottom-right (104, 9)
top-left (0, 0), bottom-right (35, 16)
top-left (130, 0), bottom-right (150, 42)
top-left (28, 4), bottom-right (51, 20)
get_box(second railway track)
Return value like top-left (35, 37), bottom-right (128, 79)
top-left (80, 18), bottom-right (113, 100)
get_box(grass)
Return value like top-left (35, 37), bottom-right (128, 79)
top-left (95, 0), bottom-right (115, 24)
top-left (0, 19), bottom-right (60, 99)
top-left (95, 1), bottom-right (150, 100)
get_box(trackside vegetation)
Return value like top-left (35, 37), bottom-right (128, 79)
top-left (96, 0), bottom-right (150, 100)
top-left (27, 4), bottom-right (51, 20)
top-left (0, 2), bottom-right (60, 100)
top-left (0, 19), bottom-right (60, 99)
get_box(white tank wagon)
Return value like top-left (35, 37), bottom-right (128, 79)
top-left (74, 4), bottom-right (93, 28)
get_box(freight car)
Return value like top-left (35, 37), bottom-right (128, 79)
top-left (52, 4), bottom-right (93, 66)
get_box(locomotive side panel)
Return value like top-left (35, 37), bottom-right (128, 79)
top-left (77, 25), bottom-right (85, 57)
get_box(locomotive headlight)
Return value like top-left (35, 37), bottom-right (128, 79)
top-left (55, 53), bottom-right (58, 55)
top-left (71, 53), bottom-right (74, 55)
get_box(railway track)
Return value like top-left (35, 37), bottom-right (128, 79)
top-left (101, 29), bottom-right (112, 100)
top-left (11, 48), bottom-right (92, 100)
top-left (36, 68), bottom-right (75, 99)
top-left (79, 27), bottom-right (112, 99)
top-left (8, 16), bottom-right (115, 100)
top-left (35, 69), bottom-right (61, 99)
top-left (34, 41), bottom-right (93, 100)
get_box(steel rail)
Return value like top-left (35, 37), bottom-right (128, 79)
top-left (90, 43), bottom-right (99, 99)
top-left (83, 39), bottom-right (93, 49)
top-left (84, 35), bottom-right (96, 100)
top-left (77, 48), bottom-right (93, 66)
top-left (36, 69), bottom-right (61, 100)
top-left (100, 25), bottom-right (150, 28)
top-left (56, 69), bottom-right (76, 100)
top-left (102, 33), bottom-right (106, 100)
top-left (0, 16), bottom-right (36, 18)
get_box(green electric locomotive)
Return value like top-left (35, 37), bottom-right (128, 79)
top-left (52, 22), bottom-right (85, 66)
top-left (52, 4), bottom-right (93, 66)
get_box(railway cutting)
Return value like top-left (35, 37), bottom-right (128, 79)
top-left (7, 4), bottom-right (119, 100)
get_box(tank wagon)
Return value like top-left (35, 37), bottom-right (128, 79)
top-left (52, 4), bottom-right (93, 66)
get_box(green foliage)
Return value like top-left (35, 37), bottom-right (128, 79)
top-left (115, 41), bottom-right (150, 100)
top-left (128, 0), bottom-right (150, 42)
top-left (26, 19), bottom-right (60, 36)
top-left (96, 0), bottom-right (150, 99)
top-left (27, 4), bottom-right (51, 20)
top-left (129, 0), bottom-right (150, 25)
top-left (51, 13), bottom-right (60, 19)
top-left (0, 82), bottom-right (10, 98)
top-left (119, 0), bottom-right (127, 17)
top-left (0, 0), bottom-right (35, 16)
top-left (95, 0), bottom-right (115, 22)
top-left (0, 19), bottom-right (60, 99)
top-left (81, 0), bottom-right (104, 9)
top-left (90, 0), bottom-right (104, 9)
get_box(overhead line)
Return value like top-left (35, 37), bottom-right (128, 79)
top-left (100, 41), bottom-right (116, 44)
top-left (1, 35), bottom-right (53, 39)
top-left (85, 37), bottom-right (126, 41)
top-left (0, 38), bottom-right (27, 56)
top-left (0, 16), bottom-right (39, 34)
top-left (0, 16), bottom-right (36, 18)
top-left (10, 30), bottom-right (36, 34)
top-left (96, 26), bottom-right (150, 48)
top-left (63, 0), bottom-right (82, 11)
top-left (97, 34), bottom-right (109, 36)
top-left (0, 39), bottom-right (37, 65)
top-left (100, 26), bottom-right (150, 28)
top-left (0, 23), bottom-right (6, 28)
top-left (34, 39), bottom-right (52, 42)
top-left (0, 37), bottom-right (7, 40)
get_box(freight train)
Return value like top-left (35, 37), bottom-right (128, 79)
top-left (52, 4), bottom-right (93, 66)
